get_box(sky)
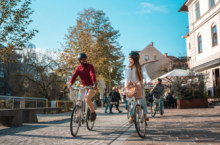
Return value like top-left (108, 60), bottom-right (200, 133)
top-left (28, 0), bottom-right (188, 67)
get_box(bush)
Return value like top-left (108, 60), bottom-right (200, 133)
top-left (216, 84), bottom-right (220, 92)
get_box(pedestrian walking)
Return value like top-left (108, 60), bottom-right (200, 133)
top-left (103, 93), bottom-right (111, 113)
top-left (173, 93), bottom-right (177, 108)
top-left (119, 85), bottom-right (128, 109)
top-left (110, 87), bottom-right (122, 114)
top-left (165, 93), bottom-right (173, 108)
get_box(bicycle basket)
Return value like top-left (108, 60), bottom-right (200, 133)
top-left (70, 89), bottom-right (79, 101)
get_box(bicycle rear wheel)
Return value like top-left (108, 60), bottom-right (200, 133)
top-left (134, 104), bottom-right (146, 138)
top-left (127, 103), bottom-right (131, 119)
top-left (86, 108), bottom-right (95, 131)
top-left (70, 106), bottom-right (80, 137)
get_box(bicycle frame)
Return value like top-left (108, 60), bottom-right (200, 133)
top-left (71, 86), bottom-right (92, 123)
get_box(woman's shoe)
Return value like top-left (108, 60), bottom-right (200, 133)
top-left (129, 116), bottom-right (133, 124)
top-left (145, 114), bottom-right (149, 121)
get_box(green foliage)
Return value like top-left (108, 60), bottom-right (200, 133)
top-left (216, 84), bottom-right (220, 92)
top-left (0, 0), bottom-right (38, 61)
top-left (60, 8), bottom-right (125, 90)
top-left (172, 69), bottom-right (209, 101)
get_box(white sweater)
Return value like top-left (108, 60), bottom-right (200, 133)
top-left (124, 66), bottom-right (152, 87)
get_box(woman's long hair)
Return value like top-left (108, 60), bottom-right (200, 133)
top-left (128, 57), bottom-right (143, 83)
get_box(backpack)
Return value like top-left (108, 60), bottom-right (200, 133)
top-left (103, 96), bottom-right (107, 104)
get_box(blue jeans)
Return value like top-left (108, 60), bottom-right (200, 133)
top-left (124, 96), bottom-right (128, 108)
top-left (129, 89), bottom-right (148, 117)
top-left (151, 96), bottom-right (163, 112)
top-left (105, 105), bottom-right (111, 113)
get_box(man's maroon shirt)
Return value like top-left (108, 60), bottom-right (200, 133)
top-left (70, 63), bottom-right (96, 86)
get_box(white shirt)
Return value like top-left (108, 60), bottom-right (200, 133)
top-left (124, 66), bottom-right (152, 87)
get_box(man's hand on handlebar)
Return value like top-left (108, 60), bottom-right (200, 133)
top-left (93, 82), bottom-right (97, 90)
top-left (93, 86), bottom-right (97, 90)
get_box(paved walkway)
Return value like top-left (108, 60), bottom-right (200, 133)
top-left (0, 104), bottom-right (131, 145)
top-left (124, 108), bottom-right (220, 145)
top-left (1, 104), bottom-right (220, 145)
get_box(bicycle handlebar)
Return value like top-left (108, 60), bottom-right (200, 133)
top-left (70, 86), bottom-right (93, 90)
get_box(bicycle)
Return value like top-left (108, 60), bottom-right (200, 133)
top-left (128, 97), bottom-right (146, 138)
top-left (70, 86), bottom-right (95, 137)
top-left (151, 97), bottom-right (164, 117)
top-left (127, 100), bottom-right (131, 119)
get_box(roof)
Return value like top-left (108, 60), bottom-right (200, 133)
top-left (131, 51), bottom-right (141, 53)
top-left (178, 0), bottom-right (188, 12)
top-left (167, 56), bottom-right (177, 61)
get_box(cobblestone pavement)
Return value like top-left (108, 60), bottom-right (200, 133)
top-left (124, 108), bottom-right (220, 145)
top-left (0, 104), bottom-right (131, 145)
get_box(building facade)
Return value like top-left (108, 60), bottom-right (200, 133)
top-left (179, 0), bottom-right (220, 96)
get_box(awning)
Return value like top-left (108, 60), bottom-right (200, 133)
top-left (193, 58), bottom-right (220, 72)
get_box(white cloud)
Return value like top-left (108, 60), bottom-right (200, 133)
top-left (137, 2), bottom-right (167, 14)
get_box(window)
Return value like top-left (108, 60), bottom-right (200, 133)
top-left (212, 25), bottom-right (218, 46)
top-left (198, 35), bottom-right (203, 53)
top-left (195, 2), bottom-right (200, 20)
top-left (154, 55), bottom-right (156, 60)
top-left (209, 0), bottom-right (215, 9)
top-left (145, 55), bottom-right (149, 61)
top-left (189, 43), bottom-right (191, 50)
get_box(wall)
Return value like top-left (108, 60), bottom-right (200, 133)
top-left (139, 44), bottom-right (164, 65)
top-left (187, 0), bottom-right (220, 68)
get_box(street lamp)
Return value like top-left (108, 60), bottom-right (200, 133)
top-left (108, 66), bottom-right (113, 92)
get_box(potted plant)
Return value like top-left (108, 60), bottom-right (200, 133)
top-left (216, 84), bottom-right (220, 96)
top-left (174, 70), bottom-right (209, 109)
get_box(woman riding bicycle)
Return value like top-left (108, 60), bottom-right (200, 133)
top-left (150, 78), bottom-right (164, 113)
top-left (124, 52), bottom-right (152, 124)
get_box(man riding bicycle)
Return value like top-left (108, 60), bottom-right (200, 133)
top-left (150, 78), bottom-right (164, 113)
top-left (68, 53), bottom-right (97, 121)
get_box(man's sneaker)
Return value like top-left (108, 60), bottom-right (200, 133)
top-left (91, 112), bottom-right (97, 122)
top-left (109, 112), bottom-right (113, 114)
top-left (119, 111), bottom-right (122, 113)
top-left (129, 116), bottom-right (133, 124)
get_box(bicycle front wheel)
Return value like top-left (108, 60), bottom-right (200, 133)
top-left (151, 102), bottom-right (157, 117)
top-left (134, 104), bottom-right (146, 138)
top-left (127, 103), bottom-right (131, 119)
top-left (86, 108), bottom-right (95, 131)
top-left (70, 106), bottom-right (80, 137)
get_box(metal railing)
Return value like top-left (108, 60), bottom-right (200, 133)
top-left (0, 96), bottom-right (48, 109)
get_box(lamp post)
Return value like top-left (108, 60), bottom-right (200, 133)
top-left (108, 66), bottom-right (113, 92)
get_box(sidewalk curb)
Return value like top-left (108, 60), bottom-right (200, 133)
top-left (110, 125), bottom-right (135, 145)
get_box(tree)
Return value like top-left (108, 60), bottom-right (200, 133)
top-left (9, 48), bottom-right (67, 100)
top-left (60, 8), bottom-right (125, 89)
top-left (0, 51), bottom-right (22, 95)
top-left (0, 0), bottom-right (38, 62)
